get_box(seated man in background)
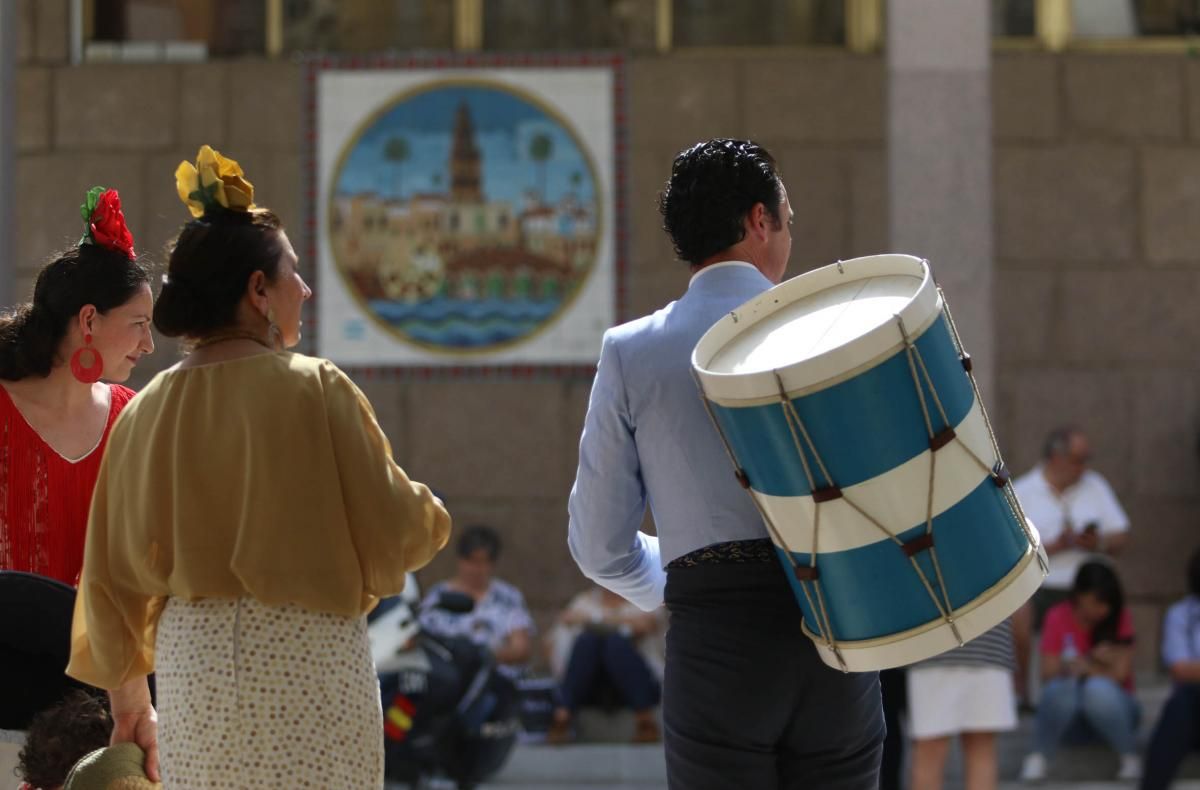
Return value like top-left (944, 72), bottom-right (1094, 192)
top-left (545, 584), bottom-right (666, 744)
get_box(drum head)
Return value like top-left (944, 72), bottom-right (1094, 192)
top-left (693, 254), bottom-right (940, 403)
top-left (708, 274), bottom-right (918, 376)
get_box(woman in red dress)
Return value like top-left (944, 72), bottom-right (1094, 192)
top-left (0, 187), bottom-right (153, 586)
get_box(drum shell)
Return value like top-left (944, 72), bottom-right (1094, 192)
top-left (691, 255), bottom-right (1044, 672)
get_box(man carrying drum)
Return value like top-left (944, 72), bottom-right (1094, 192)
top-left (568, 138), bottom-right (884, 789)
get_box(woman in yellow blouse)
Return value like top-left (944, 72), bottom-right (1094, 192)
top-left (67, 147), bottom-right (451, 788)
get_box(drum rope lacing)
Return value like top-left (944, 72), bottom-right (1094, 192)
top-left (692, 268), bottom-right (1046, 671)
top-left (690, 367), bottom-right (815, 584)
top-left (768, 359), bottom-right (969, 665)
top-left (937, 287), bottom-right (1047, 575)
top-left (894, 313), bottom-right (968, 649)
top-left (690, 366), bottom-right (851, 669)
top-left (770, 371), bottom-right (844, 669)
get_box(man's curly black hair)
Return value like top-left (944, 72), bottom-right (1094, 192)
top-left (657, 138), bottom-right (783, 267)
top-left (17, 690), bottom-right (112, 790)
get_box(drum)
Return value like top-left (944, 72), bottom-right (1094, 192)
top-left (690, 254), bottom-right (1046, 672)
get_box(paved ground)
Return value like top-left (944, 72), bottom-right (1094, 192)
top-left (8, 680), bottom-right (1197, 790)
top-left (403, 780), bottom-right (1200, 789)
top-left (407, 680), bottom-right (1200, 789)
top-left (384, 737), bottom-right (1200, 789)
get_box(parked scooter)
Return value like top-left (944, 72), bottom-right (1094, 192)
top-left (369, 574), bottom-right (520, 790)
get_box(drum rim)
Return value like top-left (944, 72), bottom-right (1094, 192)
top-left (692, 253), bottom-right (940, 403)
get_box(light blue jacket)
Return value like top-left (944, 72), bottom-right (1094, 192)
top-left (568, 262), bottom-right (773, 611)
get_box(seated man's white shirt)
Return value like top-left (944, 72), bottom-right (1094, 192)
top-left (1013, 465), bottom-right (1129, 590)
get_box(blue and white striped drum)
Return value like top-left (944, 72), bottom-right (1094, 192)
top-left (691, 254), bottom-right (1047, 672)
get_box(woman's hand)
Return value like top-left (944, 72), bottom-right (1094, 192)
top-left (1090, 642), bottom-right (1115, 665)
top-left (1063, 657), bottom-right (1089, 678)
top-left (109, 676), bottom-right (160, 782)
top-left (1087, 641), bottom-right (1134, 683)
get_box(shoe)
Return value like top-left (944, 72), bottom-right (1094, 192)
top-left (632, 714), bottom-right (660, 744)
top-left (546, 708), bottom-right (573, 745)
top-left (1020, 752), bottom-right (1047, 782)
top-left (1117, 753), bottom-right (1142, 781)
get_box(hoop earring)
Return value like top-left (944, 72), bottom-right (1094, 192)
top-left (266, 306), bottom-right (283, 350)
top-left (70, 333), bottom-right (104, 383)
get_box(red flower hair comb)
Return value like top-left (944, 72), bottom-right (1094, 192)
top-left (80, 186), bottom-right (136, 259)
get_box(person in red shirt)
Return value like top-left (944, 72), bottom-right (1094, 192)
top-left (0, 187), bottom-right (153, 586)
top-left (1020, 561), bottom-right (1140, 782)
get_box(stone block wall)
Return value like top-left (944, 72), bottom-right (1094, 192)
top-left (11, 0), bottom-right (1197, 671)
top-left (993, 52), bottom-right (1200, 672)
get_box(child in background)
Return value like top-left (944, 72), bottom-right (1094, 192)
top-left (16, 691), bottom-right (111, 790)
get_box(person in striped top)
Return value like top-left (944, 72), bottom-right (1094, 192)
top-left (906, 620), bottom-right (1017, 790)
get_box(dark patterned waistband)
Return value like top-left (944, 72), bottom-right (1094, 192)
top-left (666, 538), bottom-right (777, 569)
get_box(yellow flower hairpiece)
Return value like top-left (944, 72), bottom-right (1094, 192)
top-left (174, 145), bottom-right (256, 218)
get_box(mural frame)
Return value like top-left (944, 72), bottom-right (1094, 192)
top-left (303, 53), bottom-right (628, 379)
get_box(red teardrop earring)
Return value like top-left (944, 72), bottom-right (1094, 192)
top-left (70, 333), bottom-right (104, 383)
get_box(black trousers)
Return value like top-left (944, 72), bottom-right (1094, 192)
top-left (663, 562), bottom-right (885, 790)
top-left (560, 629), bottom-right (661, 711)
top-left (1141, 683), bottom-right (1200, 790)
top-left (878, 667), bottom-right (907, 790)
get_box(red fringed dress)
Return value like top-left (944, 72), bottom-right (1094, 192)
top-left (0, 384), bottom-right (135, 585)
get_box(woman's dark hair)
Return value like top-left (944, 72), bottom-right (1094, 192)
top-left (17, 689), bottom-right (112, 789)
top-left (0, 245), bottom-right (150, 381)
top-left (153, 208), bottom-right (285, 338)
top-left (1072, 561), bottom-right (1126, 645)
top-left (457, 524), bottom-right (502, 562)
top-left (1187, 547), bottom-right (1200, 599)
top-left (658, 138), bottom-right (783, 267)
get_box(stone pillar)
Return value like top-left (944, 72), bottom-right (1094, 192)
top-left (887, 0), bottom-right (994, 396)
top-left (0, 1), bottom-right (15, 307)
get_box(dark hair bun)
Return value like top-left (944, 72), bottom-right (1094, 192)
top-left (153, 209), bottom-right (284, 339)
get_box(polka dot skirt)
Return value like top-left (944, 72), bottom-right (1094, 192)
top-left (155, 597), bottom-right (384, 788)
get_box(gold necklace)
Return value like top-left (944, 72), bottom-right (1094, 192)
top-left (190, 330), bottom-right (275, 351)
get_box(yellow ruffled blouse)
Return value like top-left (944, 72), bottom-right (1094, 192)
top-left (67, 352), bottom-right (451, 690)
